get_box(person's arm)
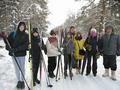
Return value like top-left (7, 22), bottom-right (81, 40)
top-left (98, 37), bottom-right (103, 54)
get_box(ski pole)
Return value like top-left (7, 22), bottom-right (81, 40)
top-left (60, 55), bottom-right (64, 77)
top-left (5, 38), bottom-right (31, 90)
top-left (56, 55), bottom-right (61, 81)
top-left (41, 52), bottom-right (53, 87)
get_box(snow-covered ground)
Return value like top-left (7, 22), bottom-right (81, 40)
top-left (0, 39), bottom-right (120, 90)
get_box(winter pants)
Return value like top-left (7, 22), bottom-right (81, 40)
top-left (86, 53), bottom-right (97, 75)
top-left (103, 55), bottom-right (117, 71)
top-left (12, 56), bottom-right (25, 81)
top-left (32, 55), bottom-right (40, 81)
top-left (64, 54), bottom-right (72, 72)
top-left (75, 60), bottom-right (81, 69)
top-left (48, 56), bottom-right (57, 75)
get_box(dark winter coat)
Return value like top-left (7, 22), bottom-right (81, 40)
top-left (31, 35), bottom-right (42, 62)
top-left (85, 36), bottom-right (98, 55)
top-left (98, 34), bottom-right (120, 55)
top-left (63, 37), bottom-right (74, 55)
top-left (6, 30), bottom-right (29, 57)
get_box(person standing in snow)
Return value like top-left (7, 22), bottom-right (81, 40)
top-left (98, 25), bottom-right (120, 80)
top-left (4, 22), bottom-right (29, 89)
top-left (31, 28), bottom-right (43, 86)
top-left (46, 30), bottom-right (60, 78)
top-left (85, 27), bottom-right (98, 77)
top-left (63, 32), bottom-right (74, 78)
top-left (73, 31), bottom-right (85, 74)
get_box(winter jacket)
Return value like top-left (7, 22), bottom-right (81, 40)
top-left (31, 35), bottom-right (42, 61)
top-left (46, 36), bottom-right (60, 57)
top-left (6, 30), bottom-right (29, 57)
top-left (98, 34), bottom-right (120, 55)
top-left (74, 39), bottom-right (85, 60)
top-left (85, 36), bottom-right (98, 55)
top-left (63, 37), bottom-right (74, 55)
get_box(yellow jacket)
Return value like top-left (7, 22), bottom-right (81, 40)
top-left (74, 39), bottom-right (85, 60)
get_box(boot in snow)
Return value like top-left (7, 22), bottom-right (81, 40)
top-left (102, 69), bottom-right (109, 77)
top-left (111, 70), bottom-right (116, 81)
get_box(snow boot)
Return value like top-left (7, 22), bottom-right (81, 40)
top-left (111, 70), bottom-right (116, 81)
top-left (102, 69), bottom-right (109, 77)
top-left (16, 81), bottom-right (22, 89)
top-left (76, 69), bottom-right (80, 74)
top-left (64, 70), bottom-right (68, 78)
top-left (35, 79), bottom-right (40, 84)
top-left (21, 81), bottom-right (25, 89)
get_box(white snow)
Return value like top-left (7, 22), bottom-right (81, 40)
top-left (0, 39), bottom-right (120, 90)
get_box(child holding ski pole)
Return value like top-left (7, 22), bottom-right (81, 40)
top-left (2, 22), bottom-right (29, 89)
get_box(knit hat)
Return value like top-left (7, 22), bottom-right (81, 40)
top-left (90, 28), bottom-right (97, 32)
top-left (32, 28), bottom-right (38, 33)
top-left (50, 30), bottom-right (56, 35)
top-left (90, 28), bottom-right (97, 37)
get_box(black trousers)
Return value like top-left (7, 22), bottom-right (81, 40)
top-left (64, 54), bottom-right (72, 71)
top-left (48, 56), bottom-right (57, 75)
top-left (75, 60), bottom-right (81, 69)
top-left (32, 56), bottom-right (40, 81)
top-left (103, 55), bottom-right (117, 71)
top-left (86, 53), bottom-right (97, 75)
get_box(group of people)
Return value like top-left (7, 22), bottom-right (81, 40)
top-left (1, 21), bottom-right (120, 89)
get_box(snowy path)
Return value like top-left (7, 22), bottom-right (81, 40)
top-left (0, 39), bottom-right (120, 90)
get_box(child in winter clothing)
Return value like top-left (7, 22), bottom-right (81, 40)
top-left (98, 25), bottom-right (120, 80)
top-left (85, 28), bottom-right (98, 76)
top-left (31, 28), bottom-right (43, 86)
top-left (74, 32), bottom-right (85, 74)
top-left (4, 22), bottom-right (29, 89)
top-left (63, 32), bottom-right (74, 78)
top-left (46, 30), bottom-right (60, 78)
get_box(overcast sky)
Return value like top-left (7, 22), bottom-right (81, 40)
top-left (47, 0), bottom-right (99, 31)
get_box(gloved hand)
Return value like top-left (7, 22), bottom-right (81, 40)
top-left (9, 48), bottom-right (18, 53)
top-left (96, 52), bottom-right (100, 59)
top-left (58, 48), bottom-right (63, 54)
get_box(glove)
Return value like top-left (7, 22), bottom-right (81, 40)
top-left (96, 52), bottom-right (100, 59)
top-left (58, 48), bottom-right (63, 54)
top-left (0, 32), bottom-right (8, 38)
top-left (9, 48), bottom-right (18, 53)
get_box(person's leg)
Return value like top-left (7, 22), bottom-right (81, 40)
top-left (102, 55), bottom-right (110, 77)
top-left (51, 56), bottom-right (57, 76)
top-left (48, 57), bottom-right (53, 77)
top-left (109, 55), bottom-right (117, 80)
top-left (64, 54), bottom-right (68, 77)
top-left (48, 57), bottom-right (56, 78)
top-left (92, 54), bottom-right (97, 76)
top-left (12, 57), bottom-right (21, 88)
top-left (86, 53), bottom-right (91, 75)
top-left (12, 57), bottom-right (21, 81)
top-left (81, 53), bottom-right (87, 75)
top-left (19, 57), bottom-right (25, 89)
top-left (68, 54), bottom-right (73, 77)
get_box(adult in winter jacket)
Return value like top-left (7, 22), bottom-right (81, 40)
top-left (31, 28), bottom-right (43, 86)
top-left (74, 32), bottom-right (85, 74)
top-left (63, 32), bottom-right (74, 78)
top-left (46, 30), bottom-right (60, 78)
top-left (85, 28), bottom-right (98, 76)
top-left (98, 25), bottom-right (120, 80)
top-left (5, 22), bottom-right (29, 89)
